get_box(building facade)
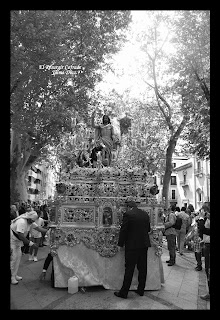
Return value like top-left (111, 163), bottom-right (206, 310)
top-left (27, 163), bottom-right (56, 202)
top-left (156, 154), bottom-right (210, 211)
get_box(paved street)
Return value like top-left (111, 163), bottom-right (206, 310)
top-left (10, 241), bottom-right (210, 310)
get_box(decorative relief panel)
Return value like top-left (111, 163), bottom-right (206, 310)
top-left (61, 206), bottom-right (96, 227)
top-left (50, 226), bottom-right (120, 257)
top-left (63, 207), bottom-right (94, 223)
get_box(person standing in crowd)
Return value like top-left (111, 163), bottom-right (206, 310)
top-left (18, 202), bottom-right (26, 215)
top-left (175, 207), bottom-right (180, 216)
top-left (21, 204), bottom-right (33, 254)
top-left (176, 207), bottom-right (190, 255)
top-left (199, 205), bottom-right (210, 301)
top-left (174, 207), bottom-right (180, 251)
top-left (29, 209), bottom-right (45, 261)
top-left (185, 208), bottom-right (192, 234)
top-left (10, 205), bottom-right (19, 221)
top-left (39, 226), bottom-right (54, 287)
top-left (185, 215), bottom-right (203, 271)
top-left (164, 206), bottom-right (177, 266)
top-left (39, 204), bottom-right (50, 246)
top-left (114, 200), bottom-right (151, 299)
top-left (10, 211), bottom-right (47, 285)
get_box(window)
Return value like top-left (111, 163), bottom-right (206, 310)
top-left (183, 173), bottom-right (186, 185)
top-left (154, 176), bottom-right (157, 185)
top-left (197, 161), bottom-right (201, 172)
top-left (172, 163), bottom-right (176, 168)
top-left (160, 175), bottom-right (163, 185)
top-left (198, 192), bottom-right (202, 202)
top-left (171, 176), bottom-right (177, 185)
top-left (171, 190), bottom-right (176, 200)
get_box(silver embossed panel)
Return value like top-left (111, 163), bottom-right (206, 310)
top-left (61, 206), bottom-right (96, 227)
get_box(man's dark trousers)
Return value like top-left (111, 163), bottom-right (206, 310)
top-left (166, 234), bottom-right (176, 264)
top-left (119, 248), bottom-right (148, 296)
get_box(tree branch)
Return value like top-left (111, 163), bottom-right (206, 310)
top-left (155, 32), bottom-right (169, 58)
top-left (173, 114), bottom-right (189, 141)
top-left (151, 58), bottom-right (174, 133)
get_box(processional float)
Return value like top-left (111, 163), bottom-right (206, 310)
top-left (48, 162), bottom-right (165, 290)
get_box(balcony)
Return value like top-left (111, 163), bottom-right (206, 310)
top-left (37, 173), bottom-right (42, 180)
top-left (180, 180), bottom-right (189, 186)
top-left (169, 197), bottom-right (177, 201)
top-left (28, 170), bottom-right (37, 179)
top-left (195, 169), bottom-right (204, 177)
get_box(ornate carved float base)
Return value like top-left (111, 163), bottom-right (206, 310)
top-left (50, 168), bottom-right (165, 289)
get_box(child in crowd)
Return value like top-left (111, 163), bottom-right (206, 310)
top-left (29, 209), bottom-right (44, 261)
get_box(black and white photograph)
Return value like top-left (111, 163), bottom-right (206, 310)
top-left (10, 10), bottom-right (210, 310)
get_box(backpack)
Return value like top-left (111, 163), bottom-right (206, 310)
top-left (173, 216), bottom-right (182, 230)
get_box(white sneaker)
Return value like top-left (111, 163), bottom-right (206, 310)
top-left (28, 255), bottom-right (34, 261)
top-left (15, 275), bottom-right (22, 281)
top-left (33, 257), bottom-right (38, 262)
top-left (11, 278), bottom-right (18, 285)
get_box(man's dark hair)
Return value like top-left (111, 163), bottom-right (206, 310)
top-left (175, 207), bottom-right (180, 212)
top-left (102, 115), bottom-right (111, 124)
top-left (126, 200), bottom-right (137, 208)
top-left (181, 207), bottom-right (186, 211)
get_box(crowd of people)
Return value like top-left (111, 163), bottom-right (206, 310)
top-left (10, 198), bottom-right (210, 302)
top-left (10, 200), bottom-right (51, 284)
top-left (163, 203), bottom-right (210, 301)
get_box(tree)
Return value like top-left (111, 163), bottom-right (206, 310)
top-left (138, 11), bottom-right (210, 207)
top-left (169, 11), bottom-right (210, 158)
top-left (132, 12), bottom-right (191, 208)
top-left (10, 10), bottom-right (131, 203)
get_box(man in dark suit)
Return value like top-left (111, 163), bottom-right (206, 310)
top-left (114, 200), bottom-right (151, 299)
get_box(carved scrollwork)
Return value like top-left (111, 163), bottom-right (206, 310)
top-left (50, 227), bottom-right (120, 258)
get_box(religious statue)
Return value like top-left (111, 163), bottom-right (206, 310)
top-left (90, 111), bottom-right (120, 167)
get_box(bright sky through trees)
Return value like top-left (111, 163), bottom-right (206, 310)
top-left (96, 10), bottom-right (177, 98)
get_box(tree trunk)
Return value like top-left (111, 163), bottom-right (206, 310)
top-left (162, 138), bottom-right (177, 209)
top-left (10, 132), bottom-right (37, 203)
top-left (10, 161), bottom-right (29, 203)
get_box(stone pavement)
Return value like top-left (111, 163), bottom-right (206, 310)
top-left (10, 241), bottom-right (210, 310)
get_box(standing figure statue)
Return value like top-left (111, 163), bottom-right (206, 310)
top-left (90, 112), bottom-right (120, 167)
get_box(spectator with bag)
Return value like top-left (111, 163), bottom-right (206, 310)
top-left (10, 211), bottom-right (47, 285)
top-left (164, 207), bottom-right (177, 266)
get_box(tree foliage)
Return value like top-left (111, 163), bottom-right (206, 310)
top-left (169, 10), bottom-right (210, 158)
top-left (10, 10), bottom-right (131, 202)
